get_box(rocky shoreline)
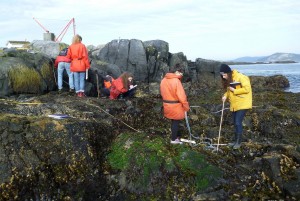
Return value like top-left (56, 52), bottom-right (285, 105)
top-left (0, 82), bottom-right (299, 200)
top-left (0, 41), bottom-right (299, 200)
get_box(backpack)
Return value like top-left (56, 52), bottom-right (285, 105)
top-left (59, 48), bottom-right (68, 56)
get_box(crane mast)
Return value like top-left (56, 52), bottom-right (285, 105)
top-left (33, 17), bottom-right (76, 42)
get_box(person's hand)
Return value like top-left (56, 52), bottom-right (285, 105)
top-left (222, 96), bottom-right (227, 102)
top-left (129, 85), bottom-right (134, 89)
top-left (229, 87), bottom-right (235, 92)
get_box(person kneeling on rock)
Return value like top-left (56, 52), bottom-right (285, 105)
top-left (109, 72), bottom-right (136, 100)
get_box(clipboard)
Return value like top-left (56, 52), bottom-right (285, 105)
top-left (230, 81), bottom-right (241, 89)
top-left (129, 85), bottom-right (137, 91)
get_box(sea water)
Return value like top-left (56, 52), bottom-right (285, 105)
top-left (230, 63), bottom-right (300, 93)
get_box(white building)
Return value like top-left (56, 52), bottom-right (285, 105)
top-left (6, 41), bottom-right (30, 49)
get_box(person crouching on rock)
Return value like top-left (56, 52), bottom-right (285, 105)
top-left (219, 64), bottom-right (252, 149)
top-left (100, 75), bottom-right (115, 98)
top-left (109, 72), bottom-right (136, 100)
top-left (66, 34), bottom-right (90, 97)
top-left (160, 63), bottom-right (190, 145)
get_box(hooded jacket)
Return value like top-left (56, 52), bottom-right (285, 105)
top-left (160, 73), bottom-right (190, 120)
top-left (104, 76), bottom-right (115, 89)
top-left (66, 42), bottom-right (90, 72)
top-left (54, 56), bottom-right (71, 68)
top-left (109, 77), bottom-right (128, 99)
top-left (224, 70), bottom-right (252, 111)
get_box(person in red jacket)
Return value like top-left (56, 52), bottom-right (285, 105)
top-left (160, 63), bottom-right (190, 144)
top-left (54, 48), bottom-right (74, 93)
top-left (109, 72), bottom-right (136, 100)
top-left (66, 34), bottom-right (90, 97)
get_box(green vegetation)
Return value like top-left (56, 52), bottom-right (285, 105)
top-left (9, 64), bottom-right (42, 93)
top-left (107, 132), bottom-right (222, 196)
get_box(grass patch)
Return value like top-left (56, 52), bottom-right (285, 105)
top-left (9, 64), bottom-right (42, 93)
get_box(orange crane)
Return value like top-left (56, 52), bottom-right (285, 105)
top-left (33, 17), bottom-right (76, 42)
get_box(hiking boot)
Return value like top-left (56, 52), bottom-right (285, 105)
top-left (233, 142), bottom-right (241, 149)
top-left (228, 133), bottom-right (237, 147)
top-left (228, 142), bottom-right (236, 147)
top-left (233, 134), bottom-right (242, 149)
top-left (170, 139), bottom-right (183, 145)
top-left (69, 88), bottom-right (75, 93)
top-left (58, 89), bottom-right (63, 94)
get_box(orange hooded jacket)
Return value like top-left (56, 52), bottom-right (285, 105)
top-left (104, 77), bottom-right (115, 89)
top-left (160, 73), bottom-right (190, 120)
top-left (66, 42), bottom-right (90, 72)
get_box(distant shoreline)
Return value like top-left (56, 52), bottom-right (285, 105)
top-left (226, 60), bottom-right (297, 65)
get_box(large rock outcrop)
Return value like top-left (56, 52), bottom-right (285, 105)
top-left (0, 51), bottom-right (56, 97)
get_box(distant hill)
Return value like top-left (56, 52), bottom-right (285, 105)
top-left (232, 56), bottom-right (266, 63)
top-left (232, 53), bottom-right (300, 63)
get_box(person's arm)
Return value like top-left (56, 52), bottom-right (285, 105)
top-left (176, 81), bottom-right (190, 111)
top-left (233, 76), bottom-right (251, 95)
top-left (83, 46), bottom-right (90, 69)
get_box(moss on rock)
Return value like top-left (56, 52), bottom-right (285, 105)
top-left (107, 132), bottom-right (222, 198)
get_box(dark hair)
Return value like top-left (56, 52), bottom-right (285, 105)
top-left (170, 63), bottom-right (184, 73)
top-left (221, 72), bottom-right (233, 90)
top-left (59, 48), bottom-right (68, 56)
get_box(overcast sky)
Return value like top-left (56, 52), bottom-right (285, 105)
top-left (1, 0), bottom-right (300, 61)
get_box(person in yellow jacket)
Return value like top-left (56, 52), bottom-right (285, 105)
top-left (160, 63), bottom-right (190, 144)
top-left (220, 64), bottom-right (252, 149)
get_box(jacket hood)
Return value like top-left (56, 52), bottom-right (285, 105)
top-left (164, 73), bottom-right (182, 79)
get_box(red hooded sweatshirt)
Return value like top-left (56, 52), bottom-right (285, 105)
top-left (109, 77), bottom-right (128, 99)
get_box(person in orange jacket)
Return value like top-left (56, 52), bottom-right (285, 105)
top-left (160, 63), bottom-right (190, 144)
top-left (54, 48), bottom-right (74, 93)
top-left (66, 34), bottom-right (90, 97)
top-left (100, 75), bottom-right (115, 97)
top-left (109, 72), bottom-right (136, 100)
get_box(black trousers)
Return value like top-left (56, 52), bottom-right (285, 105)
top-left (171, 119), bottom-right (181, 141)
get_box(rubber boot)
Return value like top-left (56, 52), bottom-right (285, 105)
top-left (233, 133), bottom-right (242, 149)
top-left (228, 133), bottom-right (237, 147)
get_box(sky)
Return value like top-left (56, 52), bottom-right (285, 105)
top-left (1, 0), bottom-right (300, 61)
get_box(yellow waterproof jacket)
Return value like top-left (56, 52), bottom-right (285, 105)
top-left (224, 70), bottom-right (252, 111)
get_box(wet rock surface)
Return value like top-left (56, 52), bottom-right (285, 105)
top-left (0, 84), bottom-right (299, 200)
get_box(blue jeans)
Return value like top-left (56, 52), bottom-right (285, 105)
top-left (57, 62), bottom-right (73, 90)
top-left (73, 72), bottom-right (86, 93)
top-left (232, 109), bottom-right (247, 135)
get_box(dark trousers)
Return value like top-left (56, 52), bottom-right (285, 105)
top-left (101, 88), bottom-right (110, 97)
top-left (171, 120), bottom-right (181, 141)
top-left (123, 88), bottom-right (136, 98)
top-left (232, 109), bottom-right (247, 135)
top-left (101, 87), bottom-right (136, 98)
